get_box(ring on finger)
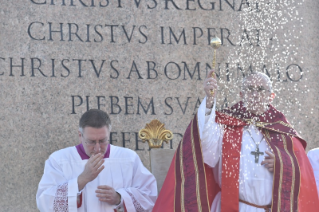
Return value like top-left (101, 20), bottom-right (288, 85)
top-left (207, 82), bottom-right (210, 85)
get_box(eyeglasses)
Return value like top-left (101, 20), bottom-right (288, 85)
top-left (244, 86), bottom-right (271, 94)
top-left (81, 134), bottom-right (109, 146)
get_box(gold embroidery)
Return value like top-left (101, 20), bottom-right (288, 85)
top-left (274, 120), bottom-right (293, 128)
top-left (241, 117), bottom-right (299, 139)
top-left (262, 130), bottom-right (275, 210)
top-left (288, 136), bottom-right (301, 211)
top-left (275, 146), bottom-right (284, 212)
top-left (262, 127), bottom-right (298, 139)
top-left (190, 119), bottom-right (202, 212)
top-left (243, 118), bottom-right (268, 128)
top-left (264, 130), bottom-right (271, 141)
top-left (281, 134), bottom-right (295, 212)
top-left (264, 120), bottom-right (290, 128)
top-left (174, 148), bottom-right (178, 212)
top-left (262, 130), bottom-right (273, 154)
top-left (179, 135), bottom-right (185, 212)
top-left (196, 115), bottom-right (211, 212)
top-left (243, 119), bottom-right (293, 130)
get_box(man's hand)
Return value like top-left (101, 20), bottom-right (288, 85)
top-left (204, 69), bottom-right (218, 109)
top-left (78, 153), bottom-right (105, 191)
top-left (96, 185), bottom-right (121, 205)
top-left (261, 150), bottom-right (275, 173)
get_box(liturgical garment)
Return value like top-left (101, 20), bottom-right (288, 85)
top-left (198, 98), bottom-right (273, 211)
top-left (153, 95), bottom-right (319, 212)
top-left (307, 148), bottom-right (319, 197)
top-left (36, 144), bottom-right (157, 212)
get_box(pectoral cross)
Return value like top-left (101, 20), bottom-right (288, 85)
top-left (251, 146), bottom-right (264, 163)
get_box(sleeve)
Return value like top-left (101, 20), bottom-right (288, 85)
top-left (36, 155), bottom-right (79, 212)
top-left (197, 97), bottom-right (223, 168)
top-left (116, 154), bottom-right (157, 212)
top-left (307, 148), bottom-right (319, 197)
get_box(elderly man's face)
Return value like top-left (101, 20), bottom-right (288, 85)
top-left (240, 74), bottom-right (274, 115)
top-left (79, 126), bottom-right (110, 157)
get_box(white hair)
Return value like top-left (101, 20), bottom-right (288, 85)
top-left (242, 72), bottom-right (272, 92)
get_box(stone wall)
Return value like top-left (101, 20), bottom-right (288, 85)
top-left (0, 0), bottom-right (318, 211)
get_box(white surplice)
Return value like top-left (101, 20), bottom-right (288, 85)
top-left (198, 98), bottom-right (273, 212)
top-left (307, 148), bottom-right (319, 197)
top-left (36, 145), bottom-right (157, 212)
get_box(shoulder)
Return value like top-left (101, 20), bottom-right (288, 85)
top-left (110, 145), bottom-right (139, 158)
top-left (308, 148), bottom-right (319, 157)
top-left (49, 146), bottom-right (77, 162)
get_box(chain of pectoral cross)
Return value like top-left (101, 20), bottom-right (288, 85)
top-left (246, 128), bottom-right (264, 163)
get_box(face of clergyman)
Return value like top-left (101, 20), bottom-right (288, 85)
top-left (240, 75), bottom-right (274, 115)
top-left (78, 126), bottom-right (110, 157)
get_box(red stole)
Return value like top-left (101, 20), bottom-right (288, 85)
top-left (215, 112), bottom-right (246, 212)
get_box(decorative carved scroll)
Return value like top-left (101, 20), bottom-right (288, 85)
top-left (139, 119), bottom-right (173, 148)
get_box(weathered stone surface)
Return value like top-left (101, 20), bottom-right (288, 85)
top-left (0, 0), bottom-right (318, 211)
top-left (150, 148), bottom-right (175, 192)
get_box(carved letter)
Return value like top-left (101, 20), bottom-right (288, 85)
top-left (28, 22), bottom-right (45, 41)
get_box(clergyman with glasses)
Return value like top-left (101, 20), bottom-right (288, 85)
top-left (153, 71), bottom-right (319, 212)
top-left (36, 109), bottom-right (157, 212)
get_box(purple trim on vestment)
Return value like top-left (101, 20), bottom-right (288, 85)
top-left (76, 143), bottom-right (110, 160)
